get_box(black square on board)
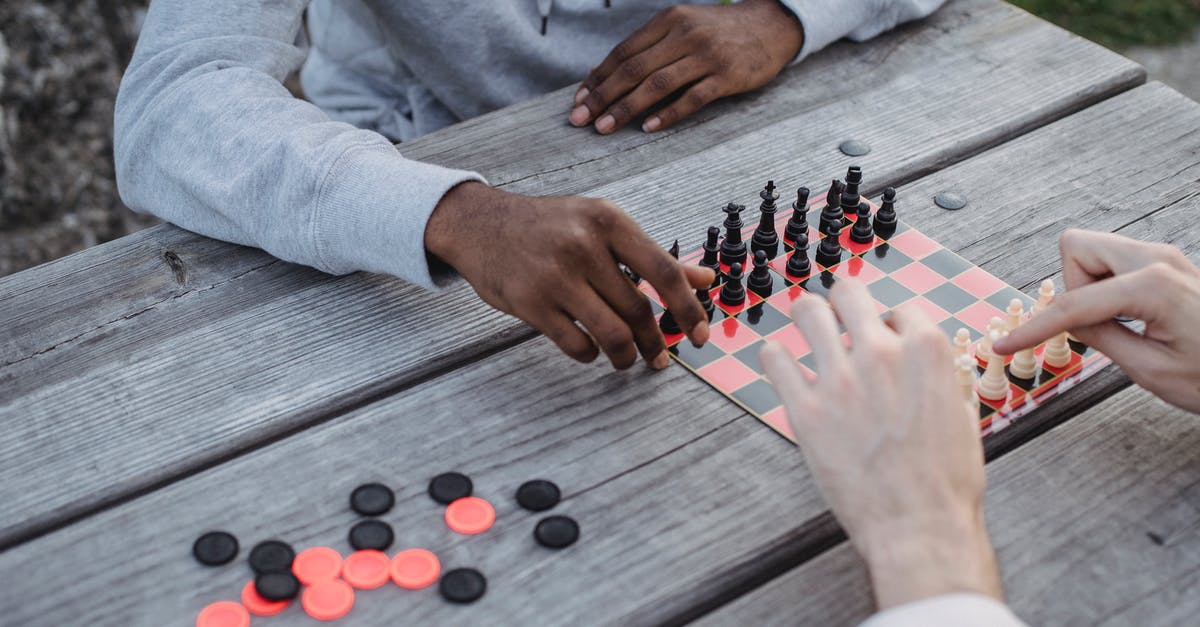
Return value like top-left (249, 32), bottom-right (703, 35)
top-left (739, 303), bottom-right (792, 336)
top-left (733, 339), bottom-right (767, 374)
top-left (985, 286), bottom-right (1034, 312)
top-left (921, 248), bottom-right (974, 279)
top-left (864, 245), bottom-right (914, 273)
top-left (938, 317), bottom-right (984, 342)
top-left (732, 378), bottom-right (782, 416)
top-left (868, 276), bottom-right (916, 309)
top-left (799, 271), bottom-right (838, 301)
top-left (925, 282), bottom-right (978, 314)
top-left (669, 340), bottom-right (725, 369)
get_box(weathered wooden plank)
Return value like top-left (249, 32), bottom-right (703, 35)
top-left (2, 82), bottom-right (1198, 626)
top-left (0, 2), bottom-right (1146, 548)
top-left (697, 386), bottom-right (1200, 627)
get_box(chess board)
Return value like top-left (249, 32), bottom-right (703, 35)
top-left (640, 190), bottom-right (1111, 442)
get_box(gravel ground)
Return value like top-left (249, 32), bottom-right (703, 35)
top-left (0, 5), bottom-right (1197, 278)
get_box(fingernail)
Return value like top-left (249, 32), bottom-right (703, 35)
top-left (642, 116), bottom-right (661, 133)
top-left (570, 105), bottom-right (590, 126)
top-left (651, 351), bottom-right (670, 370)
top-left (693, 321), bottom-right (710, 345)
top-left (574, 87), bottom-right (589, 105)
top-left (595, 114), bottom-right (615, 133)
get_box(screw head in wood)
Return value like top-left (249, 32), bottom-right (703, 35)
top-left (838, 139), bottom-right (871, 157)
top-left (934, 192), bottom-right (967, 210)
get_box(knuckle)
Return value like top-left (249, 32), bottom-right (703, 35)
top-left (648, 70), bottom-right (673, 94)
top-left (686, 87), bottom-right (710, 110)
top-left (587, 200), bottom-right (621, 230)
top-left (1142, 261), bottom-right (1179, 288)
top-left (661, 5), bottom-right (687, 21)
top-left (619, 58), bottom-right (646, 81)
top-left (601, 327), bottom-right (634, 350)
top-left (609, 100), bottom-right (633, 122)
top-left (1155, 243), bottom-right (1189, 267)
top-left (611, 41), bottom-right (635, 62)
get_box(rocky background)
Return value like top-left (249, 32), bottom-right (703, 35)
top-left (0, 1), bottom-right (1198, 277)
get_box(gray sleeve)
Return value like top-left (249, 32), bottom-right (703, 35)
top-left (777, 0), bottom-right (949, 60)
top-left (114, 0), bottom-right (484, 290)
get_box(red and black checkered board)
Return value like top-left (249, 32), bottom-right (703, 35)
top-left (640, 195), bottom-right (1110, 442)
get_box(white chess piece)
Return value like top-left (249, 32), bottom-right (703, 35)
top-left (977, 329), bottom-right (1010, 401)
top-left (1031, 279), bottom-right (1055, 317)
top-left (956, 354), bottom-right (981, 414)
top-left (976, 316), bottom-right (1005, 366)
top-left (1043, 330), bottom-right (1072, 369)
top-left (1005, 298), bottom-right (1024, 333)
top-left (953, 328), bottom-right (971, 359)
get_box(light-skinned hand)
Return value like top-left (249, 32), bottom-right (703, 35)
top-left (760, 279), bottom-right (1002, 609)
top-left (994, 229), bottom-right (1200, 413)
top-left (425, 182), bottom-right (713, 370)
top-left (569, 0), bottom-right (804, 134)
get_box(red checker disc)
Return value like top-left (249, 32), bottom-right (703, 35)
top-left (891, 263), bottom-right (944, 294)
top-left (708, 317), bottom-right (760, 353)
top-left (697, 355), bottom-right (761, 393)
top-left (445, 496), bottom-right (496, 535)
top-left (391, 549), bottom-right (441, 590)
top-left (196, 601), bottom-right (250, 627)
top-left (886, 230), bottom-right (941, 259)
top-left (293, 547), bottom-right (343, 585)
top-left (240, 581), bottom-right (289, 617)
top-left (342, 550), bottom-right (392, 590)
top-left (952, 267), bottom-right (1008, 299)
top-left (302, 579), bottom-right (355, 621)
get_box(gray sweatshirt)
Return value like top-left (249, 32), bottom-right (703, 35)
top-left (115, 0), bottom-right (946, 290)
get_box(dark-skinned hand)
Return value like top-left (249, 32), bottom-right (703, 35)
top-left (425, 182), bottom-right (714, 370)
top-left (569, 0), bottom-right (804, 134)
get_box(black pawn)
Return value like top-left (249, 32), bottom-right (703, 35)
top-left (696, 286), bottom-right (716, 321)
top-left (815, 224), bottom-right (843, 267)
top-left (784, 187), bottom-right (810, 246)
top-left (747, 250), bottom-right (773, 297)
top-left (719, 203), bottom-right (747, 267)
top-left (660, 241), bottom-right (684, 335)
top-left (819, 180), bottom-right (845, 236)
top-left (720, 262), bottom-right (746, 307)
top-left (873, 187), bottom-right (898, 238)
top-left (850, 201), bottom-right (874, 244)
top-left (699, 226), bottom-right (721, 287)
top-left (751, 181), bottom-right (780, 259)
top-left (785, 232), bottom-right (811, 278)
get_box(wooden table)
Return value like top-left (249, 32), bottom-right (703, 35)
top-left (2, 1), bottom-right (1199, 624)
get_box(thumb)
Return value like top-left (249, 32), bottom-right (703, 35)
top-left (685, 265), bottom-right (716, 290)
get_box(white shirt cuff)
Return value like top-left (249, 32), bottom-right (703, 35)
top-left (860, 594), bottom-right (1027, 627)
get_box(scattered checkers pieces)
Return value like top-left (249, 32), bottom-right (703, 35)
top-left (439, 568), bottom-right (487, 604)
top-left (348, 519), bottom-right (394, 551)
top-left (292, 546), bottom-right (343, 585)
top-left (428, 472), bottom-right (473, 504)
top-left (254, 571), bottom-right (300, 602)
top-left (342, 550), bottom-right (392, 590)
top-left (248, 540), bottom-right (295, 575)
top-left (534, 515), bottom-right (579, 549)
top-left (241, 580), bottom-right (289, 617)
top-left (193, 531), bottom-right (239, 566)
top-left (302, 579), bottom-right (355, 621)
top-left (390, 549), bottom-right (441, 590)
top-left (350, 482), bottom-right (395, 516)
top-left (515, 479), bottom-right (560, 512)
top-left (445, 496), bottom-right (495, 535)
top-left (196, 600), bottom-right (250, 627)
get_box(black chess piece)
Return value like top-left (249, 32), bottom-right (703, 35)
top-left (699, 226), bottom-right (721, 286)
top-left (784, 187), bottom-right (810, 246)
top-left (750, 181), bottom-right (780, 259)
top-left (747, 250), bottom-right (774, 298)
top-left (696, 286), bottom-right (716, 322)
top-left (819, 180), bottom-right (845, 236)
top-left (814, 223), bottom-right (843, 267)
top-left (850, 201), bottom-right (874, 244)
top-left (720, 262), bottom-right (746, 307)
top-left (719, 203), bottom-right (748, 268)
top-left (873, 187), bottom-right (898, 238)
top-left (786, 232), bottom-right (812, 278)
top-left (658, 240), bottom-right (684, 334)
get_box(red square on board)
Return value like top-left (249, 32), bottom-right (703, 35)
top-left (838, 228), bottom-right (877, 256)
top-left (952, 267), bottom-right (1008, 299)
top-left (903, 296), bottom-right (951, 322)
top-left (891, 262), bottom-right (944, 294)
top-left (956, 300), bottom-right (1005, 332)
top-left (887, 230), bottom-right (941, 259)
top-left (832, 255), bottom-right (886, 284)
top-left (766, 285), bottom-right (806, 316)
top-left (762, 406), bottom-right (795, 440)
top-left (770, 254), bottom-right (810, 281)
top-left (708, 317), bottom-right (761, 353)
top-left (697, 355), bottom-right (761, 393)
top-left (766, 324), bottom-right (810, 358)
top-left (642, 283), bottom-right (664, 307)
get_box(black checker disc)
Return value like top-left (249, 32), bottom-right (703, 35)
top-left (255, 571), bottom-right (300, 601)
top-left (428, 472), bottom-right (473, 505)
top-left (515, 480), bottom-right (561, 512)
top-left (439, 568), bottom-right (487, 604)
top-left (534, 515), bottom-right (579, 549)
top-left (248, 540), bottom-right (295, 574)
top-left (348, 519), bottom-right (395, 551)
top-left (192, 531), bottom-right (239, 566)
top-left (350, 482), bottom-right (395, 516)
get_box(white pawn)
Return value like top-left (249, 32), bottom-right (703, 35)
top-left (953, 328), bottom-right (971, 359)
top-left (956, 354), bottom-right (981, 414)
top-left (1009, 344), bottom-right (1038, 380)
top-left (1043, 330), bottom-right (1072, 368)
top-left (976, 316), bottom-right (1005, 366)
top-left (977, 329), bottom-right (1010, 401)
top-left (1031, 279), bottom-right (1055, 317)
top-left (1005, 298), bottom-right (1024, 333)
